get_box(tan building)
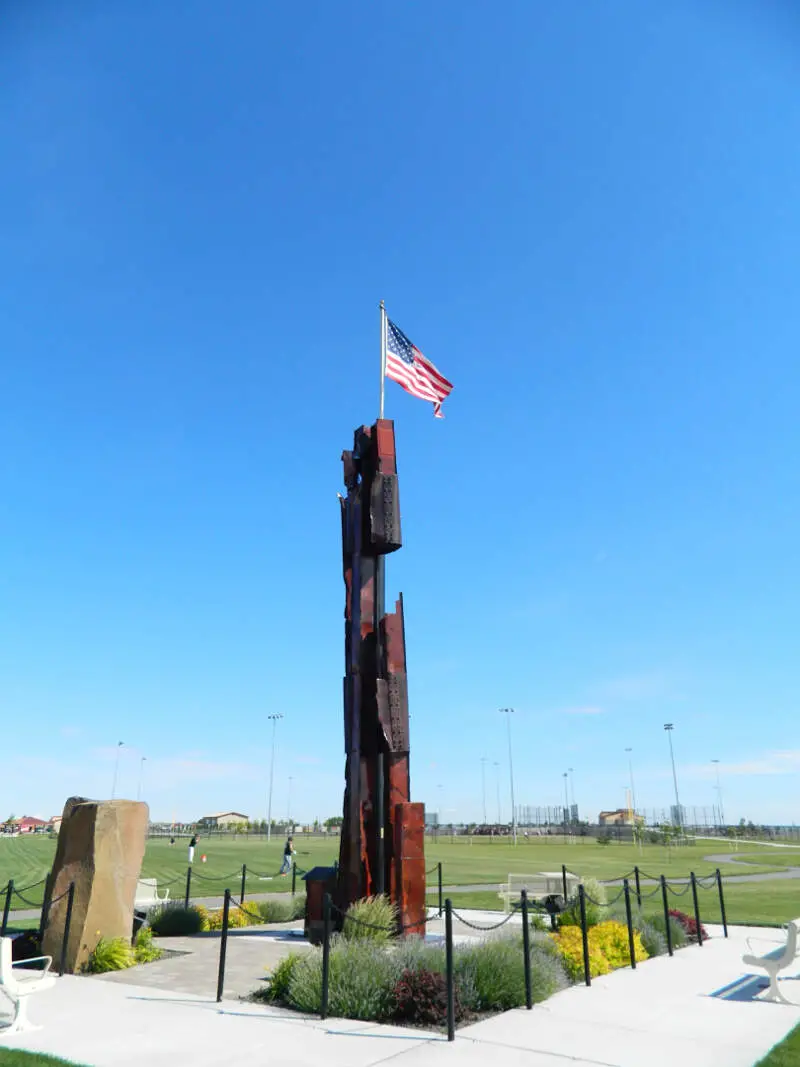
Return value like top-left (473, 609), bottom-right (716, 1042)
top-left (198, 811), bottom-right (249, 829)
top-left (598, 809), bottom-right (644, 827)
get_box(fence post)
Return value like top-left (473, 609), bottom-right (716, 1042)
top-left (445, 899), bottom-right (455, 1041)
top-left (634, 866), bottom-right (642, 909)
top-left (661, 874), bottom-right (674, 960)
top-left (578, 884), bottom-right (591, 987)
top-left (561, 864), bottom-right (568, 902)
top-left (59, 883), bottom-right (75, 977)
top-left (438, 862), bottom-right (443, 918)
top-left (240, 865), bottom-right (247, 904)
top-left (1, 880), bottom-right (13, 937)
top-left (623, 879), bottom-right (636, 970)
top-left (690, 872), bottom-right (703, 948)
top-left (321, 892), bottom-right (331, 1020)
top-left (716, 869), bottom-right (728, 938)
top-left (38, 883), bottom-right (52, 943)
top-left (521, 889), bottom-right (532, 1010)
top-left (216, 889), bottom-right (231, 1002)
top-left (184, 867), bottom-right (192, 909)
top-left (291, 862), bottom-right (297, 897)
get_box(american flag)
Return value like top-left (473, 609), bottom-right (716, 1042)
top-left (385, 318), bottom-right (453, 418)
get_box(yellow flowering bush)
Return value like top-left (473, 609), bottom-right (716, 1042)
top-left (551, 920), bottom-right (648, 981)
top-left (204, 902), bottom-right (261, 930)
top-left (591, 922), bottom-right (648, 969)
top-left (551, 926), bottom-right (611, 980)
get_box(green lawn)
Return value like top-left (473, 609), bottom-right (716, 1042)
top-left (757, 1024), bottom-right (800, 1066)
top-left (434, 877), bottom-right (800, 929)
top-left (0, 832), bottom-right (791, 914)
top-left (0, 1052), bottom-right (85, 1067)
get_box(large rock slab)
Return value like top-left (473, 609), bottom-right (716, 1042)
top-left (42, 796), bottom-right (148, 973)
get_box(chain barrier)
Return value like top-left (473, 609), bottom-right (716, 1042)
top-left (16, 877), bottom-right (47, 894)
top-left (190, 869), bottom-right (244, 883)
top-left (666, 882), bottom-right (692, 898)
top-left (450, 907), bottom-right (519, 932)
top-left (12, 887), bottom-right (45, 908)
top-left (584, 887), bottom-right (624, 907)
top-left (599, 869), bottom-right (636, 885)
top-left (637, 884), bottom-right (663, 901)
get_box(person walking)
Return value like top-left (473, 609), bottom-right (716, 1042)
top-left (188, 834), bottom-right (198, 865)
top-left (279, 835), bottom-right (295, 876)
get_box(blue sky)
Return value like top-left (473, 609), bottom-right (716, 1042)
top-left (2, 1), bottom-right (799, 826)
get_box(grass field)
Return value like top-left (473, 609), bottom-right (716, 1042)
top-left (0, 1053), bottom-right (85, 1067)
top-left (757, 1023), bottom-right (800, 1066)
top-left (1, 833), bottom-right (796, 915)
top-left (440, 878), bottom-right (800, 928)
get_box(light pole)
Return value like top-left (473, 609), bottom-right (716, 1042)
top-left (562, 772), bottom-right (570, 828)
top-left (137, 756), bottom-right (146, 802)
top-left (287, 776), bottom-right (294, 827)
top-left (266, 714), bottom-right (283, 842)
top-left (111, 742), bottom-right (124, 799)
top-left (625, 748), bottom-right (637, 817)
top-left (480, 757), bottom-right (488, 825)
top-left (711, 759), bottom-right (725, 827)
top-left (493, 762), bottom-right (502, 823)
top-left (568, 767), bottom-right (576, 819)
top-left (664, 724), bottom-right (682, 828)
top-left (499, 708), bottom-right (517, 845)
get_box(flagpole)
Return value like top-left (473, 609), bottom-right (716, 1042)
top-left (379, 300), bottom-right (387, 420)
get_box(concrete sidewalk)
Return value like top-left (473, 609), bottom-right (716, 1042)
top-left (1, 924), bottom-right (799, 1066)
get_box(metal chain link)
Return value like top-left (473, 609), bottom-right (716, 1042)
top-left (12, 888), bottom-right (45, 907)
top-left (16, 878), bottom-right (47, 893)
top-left (667, 882), bottom-right (692, 898)
top-left (450, 907), bottom-right (519, 931)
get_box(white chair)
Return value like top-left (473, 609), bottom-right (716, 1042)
top-left (742, 920), bottom-right (800, 1004)
top-left (0, 936), bottom-right (56, 1035)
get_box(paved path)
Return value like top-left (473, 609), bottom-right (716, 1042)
top-left (2, 923), bottom-right (799, 1066)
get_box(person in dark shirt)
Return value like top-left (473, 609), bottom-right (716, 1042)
top-left (188, 834), bottom-right (198, 864)
top-left (279, 835), bottom-right (295, 876)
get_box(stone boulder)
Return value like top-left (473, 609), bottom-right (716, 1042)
top-left (42, 796), bottom-right (148, 973)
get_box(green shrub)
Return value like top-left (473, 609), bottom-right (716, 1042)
top-left (257, 899), bottom-right (295, 924)
top-left (148, 905), bottom-right (206, 937)
top-left (260, 952), bottom-right (303, 1003)
top-left (133, 927), bottom-right (163, 964)
top-left (649, 913), bottom-right (689, 948)
top-left (559, 878), bottom-right (608, 928)
top-left (342, 895), bottom-right (397, 945)
top-left (86, 937), bottom-right (134, 973)
top-left (632, 915), bottom-right (667, 958)
top-left (288, 939), bottom-right (397, 1019)
top-left (290, 895), bottom-right (306, 920)
top-left (455, 935), bottom-right (568, 1012)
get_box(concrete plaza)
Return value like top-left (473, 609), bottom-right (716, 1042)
top-left (1, 922), bottom-right (799, 1066)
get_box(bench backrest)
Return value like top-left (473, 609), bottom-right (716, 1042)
top-left (782, 921), bottom-right (800, 964)
top-left (0, 937), bottom-right (21, 995)
top-left (135, 878), bottom-right (160, 903)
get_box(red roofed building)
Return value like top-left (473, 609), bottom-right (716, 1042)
top-left (17, 816), bottom-right (47, 833)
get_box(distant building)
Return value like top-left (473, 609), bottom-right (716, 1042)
top-left (198, 812), bottom-right (249, 829)
top-left (48, 816), bottom-right (63, 833)
top-left (598, 809), bottom-right (644, 827)
top-left (17, 816), bottom-right (48, 834)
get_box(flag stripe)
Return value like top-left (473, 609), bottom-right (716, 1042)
top-left (384, 317), bottom-right (453, 417)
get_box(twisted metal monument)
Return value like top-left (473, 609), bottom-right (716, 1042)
top-left (335, 418), bottom-right (426, 934)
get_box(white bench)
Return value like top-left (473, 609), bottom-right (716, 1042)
top-left (0, 936), bottom-right (55, 1034)
top-left (742, 919), bottom-right (800, 1004)
top-left (134, 878), bottom-right (170, 913)
top-left (498, 871), bottom-right (581, 913)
